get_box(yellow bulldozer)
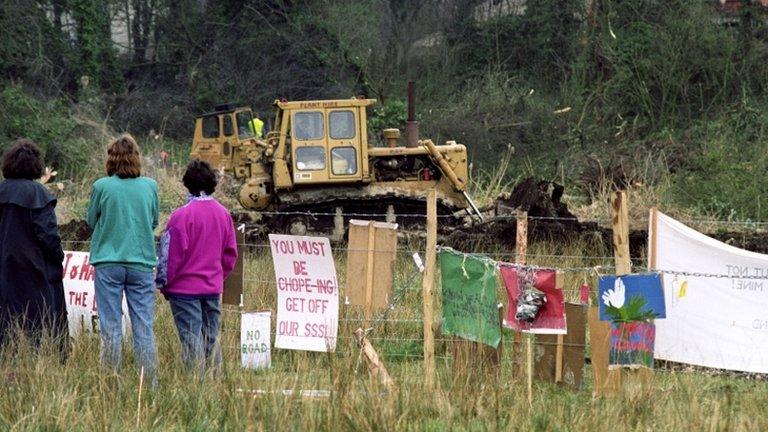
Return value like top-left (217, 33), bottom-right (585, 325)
top-left (190, 95), bottom-right (482, 237)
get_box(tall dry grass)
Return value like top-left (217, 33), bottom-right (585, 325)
top-left (21, 125), bottom-right (765, 430)
top-left (2, 244), bottom-right (768, 431)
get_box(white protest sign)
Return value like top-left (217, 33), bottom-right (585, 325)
top-left (269, 234), bottom-right (338, 352)
top-left (62, 251), bottom-right (129, 337)
top-left (651, 211), bottom-right (768, 373)
top-left (241, 311), bottom-right (271, 370)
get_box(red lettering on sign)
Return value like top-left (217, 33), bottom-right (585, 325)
top-left (272, 239), bottom-right (295, 255)
top-left (316, 279), bottom-right (335, 294)
top-left (307, 299), bottom-right (328, 314)
top-left (278, 320), bottom-right (299, 336)
top-left (68, 290), bottom-right (88, 307)
top-left (304, 323), bottom-right (329, 337)
top-left (62, 253), bottom-right (73, 278)
top-left (78, 255), bottom-right (94, 280)
top-left (297, 240), bottom-right (326, 256)
top-left (285, 297), bottom-right (306, 312)
top-left (293, 260), bottom-right (307, 275)
top-left (277, 276), bottom-right (313, 292)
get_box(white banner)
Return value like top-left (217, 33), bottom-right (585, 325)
top-left (241, 311), bottom-right (271, 370)
top-left (650, 211), bottom-right (768, 373)
top-left (269, 234), bottom-right (338, 352)
top-left (62, 251), bottom-right (129, 337)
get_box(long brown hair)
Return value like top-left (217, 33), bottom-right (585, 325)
top-left (106, 134), bottom-right (141, 178)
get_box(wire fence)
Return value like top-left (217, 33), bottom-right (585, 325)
top-left (57, 209), bottom-right (768, 389)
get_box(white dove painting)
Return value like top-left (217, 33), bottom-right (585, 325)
top-left (598, 273), bottom-right (665, 323)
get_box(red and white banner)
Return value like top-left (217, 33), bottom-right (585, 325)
top-left (62, 251), bottom-right (128, 337)
top-left (269, 234), bottom-right (338, 352)
top-left (650, 210), bottom-right (768, 373)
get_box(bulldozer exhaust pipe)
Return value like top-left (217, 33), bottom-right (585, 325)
top-left (405, 81), bottom-right (419, 148)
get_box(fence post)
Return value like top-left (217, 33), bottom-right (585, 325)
top-left (608, 190), bottom-right (631, 391)
top-left (588, 191), bottom-right (632, 396)
top-left (514, 210), bottom-right (535, 404)
top-left (364, 221), bottom-right (376, 327)
top-left (423, 188), bottom-right (437, 389)
top-left (648, 207), bottom-right (658, 270)
top-left (516, 210), bottom-right (528, 264)
top-left (612, 191), bottom-right (631, 275)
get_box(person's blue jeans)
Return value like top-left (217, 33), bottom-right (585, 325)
top-left (94, 265), bottom-right (157, 384)
top-left (167, 295), bottom-right (222, 375)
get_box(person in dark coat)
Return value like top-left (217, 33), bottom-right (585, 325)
top-left (0, 139), bottom-right (68, 358)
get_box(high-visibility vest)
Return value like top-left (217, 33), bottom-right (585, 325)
top-left (249, 117), bottom-right (264, 138)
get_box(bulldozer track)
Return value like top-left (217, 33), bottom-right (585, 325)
top-left (232, 188), bottom-right (471, 242)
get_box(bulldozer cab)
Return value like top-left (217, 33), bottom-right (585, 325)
top-left (275, 99), bottom-right (376, 187)
top-left (190, 104), bottom-right (257, 175)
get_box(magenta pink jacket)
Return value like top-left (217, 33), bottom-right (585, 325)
top-left (156, 195), bottom-right (237, 297)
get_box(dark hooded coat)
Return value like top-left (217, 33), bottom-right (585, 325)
top-left (0, 178), bottom-right (68, 353)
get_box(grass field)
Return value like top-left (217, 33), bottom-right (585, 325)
top-left (3, 236), bottom-right (768, 431)
top-left (4, 145), bottom-right (767, 431)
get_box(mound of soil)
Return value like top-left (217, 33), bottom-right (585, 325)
top-left (443, 177), bottom-right (768, 258)
top-left (59, 219), bottom-right (91, 243)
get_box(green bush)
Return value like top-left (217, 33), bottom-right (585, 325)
top-left (367, 99), bottom-right (408, 145)
top-left (670, 102), bottom-right (768, 220)
top-left (0, 84), bottom-right (92, 178)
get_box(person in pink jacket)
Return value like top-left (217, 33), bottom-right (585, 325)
top-left (156, 159), bottom-right (238, 375)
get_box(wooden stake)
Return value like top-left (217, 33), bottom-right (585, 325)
top-left (606, 191), bottom-right (654, 394)
top-left (515, 210), bottom-right (534, 404)
top-left (648, 207), bottom-right (658, 270)
top-left (516, 210), bottom-right (528, 265)
top-left (423, 189), bottom-right (437, 390)
top-left (602, 190), bottom-right (634, 394)
top-left (513, 211), bottom-right (528, 354)
top-left (355, 328), bottom-right (396, 392)
top-left (364, 221), bottom-right (376, 326)
top-left (612, 191), bottom-right (631, 275)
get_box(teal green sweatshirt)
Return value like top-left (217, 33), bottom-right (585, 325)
top-left (87, 175), bottom-right (159, 271)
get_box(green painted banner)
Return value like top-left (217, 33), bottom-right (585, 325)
top-left (439, 249), bottom-right (501, 348)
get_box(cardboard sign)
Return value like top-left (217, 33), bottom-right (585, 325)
top-left (533, 303), bottom-right (586, 390)
top-left (269, 234), bottom-right (339, 352)
top-left (345, 220), bottom-right (397, 310)
top-left (62, 251), bottom-right (128, 337)
top-left (241, 311), bottom-right (271, 370)
top-left (587, 306), bottom-right (613, 393)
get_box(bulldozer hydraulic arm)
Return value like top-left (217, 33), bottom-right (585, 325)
top-left (420, 139), bottom-right (483, 221)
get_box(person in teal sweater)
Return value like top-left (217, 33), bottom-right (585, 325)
top-left (87, 134), bottom-right (159, 384)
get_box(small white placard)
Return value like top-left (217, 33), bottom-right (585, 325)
top-left (241, 311), bottom-right (272, 370)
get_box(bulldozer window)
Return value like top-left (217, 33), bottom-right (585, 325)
top-left (223, 115), bottom-right (234, 136)
top-left (202, 115), bottom-right (219, 138)
top-left (295, 146), bottom-right (325, 171)
top-left (293, 112), bottom-right (324, 140)
top-left (236, 111), bottom-right (254, 138)
top-left (329, 111), bottom-right (355, 139)
top-left (331, 147), bottom-right (357, 175)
